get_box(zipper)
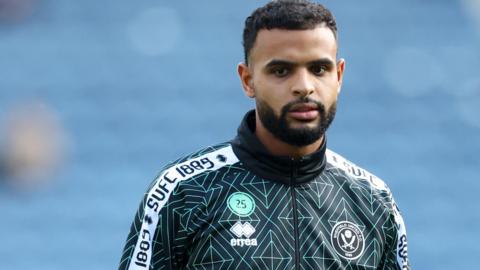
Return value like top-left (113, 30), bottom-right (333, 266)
top-left (290, 162), bottom-right (300, 270)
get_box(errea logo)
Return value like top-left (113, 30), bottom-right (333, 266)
top-left (229, 221), bottom-right (258, 247)
top-left (230, 221), bottom-right (255, 238)
top-left (227, 192), bottom-right (258, 247)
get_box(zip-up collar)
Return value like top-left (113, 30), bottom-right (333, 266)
top-left (231, 110), bottom-right (327, 185)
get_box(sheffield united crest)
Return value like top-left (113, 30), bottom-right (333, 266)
top-left (331, 221), bottom-right (365, 260)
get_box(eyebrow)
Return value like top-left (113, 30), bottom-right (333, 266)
top-left (265, 58), bottom-right (335, 68)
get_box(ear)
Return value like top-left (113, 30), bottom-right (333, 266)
top-left (237, 63), bottom-right (255, 98)
top-left (336, 58), bottom-right (346, 94)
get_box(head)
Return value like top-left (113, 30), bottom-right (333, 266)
top-left (238, 0), bottom-right (345, 147)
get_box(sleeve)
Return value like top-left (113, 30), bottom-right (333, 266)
top-left (118, 170), bottom-right (189, 270)
top-left (379, 199), bottom-right (410, 270)
top-left (118, 145), bottom-right (238, 269)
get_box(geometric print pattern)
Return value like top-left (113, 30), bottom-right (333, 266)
top-left (119, 144), bottom-right (408, 270)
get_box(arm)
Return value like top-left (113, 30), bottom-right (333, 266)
top-left (118, 171), bottom-right (188, 270)
top-left (379, 200), bottom-right (410, 270)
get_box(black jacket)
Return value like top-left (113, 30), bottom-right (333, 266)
top-left (119, 110), bottom-right (409, 270)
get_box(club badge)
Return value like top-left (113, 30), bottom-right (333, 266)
top-left (331, 221), bottom-right (365, 260)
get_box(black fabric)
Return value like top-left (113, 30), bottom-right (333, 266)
top-left (230, 110), bottom-right (327, 185)
top-left (119, 110), bottom-right (409, 270)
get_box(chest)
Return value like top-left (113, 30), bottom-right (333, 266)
top-left (184, 175), bottom-right (391, 270)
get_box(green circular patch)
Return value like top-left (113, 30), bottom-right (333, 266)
top-left (227, 192), bottom-right (255, 217)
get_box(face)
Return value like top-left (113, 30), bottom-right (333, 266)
top-left (238, 26), bottom-right (345, 146)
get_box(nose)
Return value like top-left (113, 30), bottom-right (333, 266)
top-left (291, 68), bottom-right (315, 97)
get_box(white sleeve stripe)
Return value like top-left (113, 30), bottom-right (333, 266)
top-left (393, 202), bottom-right (409, 269)
top-left (326, 149), bottom-right (388, 191)
top-left (127, 145), bottom-right (239, 269)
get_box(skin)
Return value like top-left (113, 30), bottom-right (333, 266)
top-left (238, 25), bottom-right (345, 158)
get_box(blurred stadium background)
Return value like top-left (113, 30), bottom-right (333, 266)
top-left (1, 0), bottom-right (479, 269)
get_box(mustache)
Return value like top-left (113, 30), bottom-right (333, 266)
top-left (281, 97), bottom-right (326, 114)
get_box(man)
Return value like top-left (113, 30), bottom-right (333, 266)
top-left (119, 1), bottom-right (409, 269)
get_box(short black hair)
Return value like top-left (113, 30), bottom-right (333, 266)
top-left (242, 0), bottom-right (337, 65)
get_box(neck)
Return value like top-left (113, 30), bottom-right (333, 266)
top-left (254, 111), bottom-right (324, 159)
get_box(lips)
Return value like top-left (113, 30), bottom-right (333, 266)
top-left (288, 103), bottom-right (319, 121)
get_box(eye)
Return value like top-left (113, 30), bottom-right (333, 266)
top-left (310, 65), bottom-right (327, 76)
top-left (272, 67), bottom-right (290, 77)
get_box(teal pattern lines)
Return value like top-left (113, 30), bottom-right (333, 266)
top-left (119, 144), bottom-right (406, 270)
top-left (189, 171), bottom-right (296, 270)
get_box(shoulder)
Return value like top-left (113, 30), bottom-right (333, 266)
top-left (325, 148), bottom-right (405, 221)
top-left (147, 142), bottom-right (241, 191)
top-left (325, 148), bottom-right (390, 193)
top-left (139, 142), bottom-right (241, 215)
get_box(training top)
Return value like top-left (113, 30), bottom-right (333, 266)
top-left (119, 110), bottom-right (409, 270)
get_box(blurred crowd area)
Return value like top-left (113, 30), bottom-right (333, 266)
top-left (1, 0), bottom-right (480, 269)
top-left (0, 100), bottom-right (66, 189)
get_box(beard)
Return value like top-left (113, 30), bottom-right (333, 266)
top-left (256, 97), bottom-right (336, 147)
